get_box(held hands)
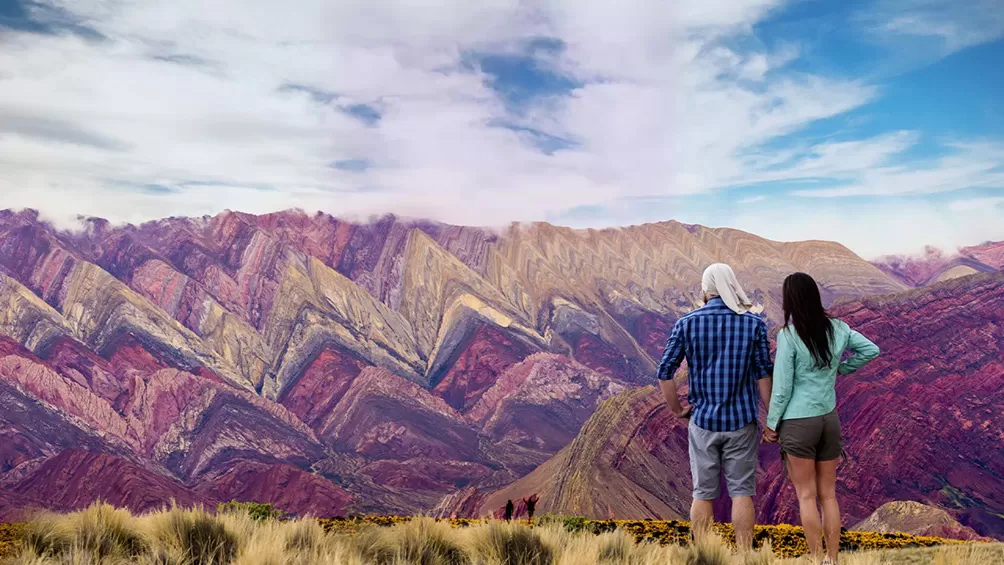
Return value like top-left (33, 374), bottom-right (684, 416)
top-left (673, 404), bottom-right (693, 419)
top-left (762, 428), bottom-right (779, 444)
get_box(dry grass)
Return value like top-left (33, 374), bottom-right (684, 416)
top-left (806, 543), bottom-right (1004, 565)
top-left (3, 504), bottom-right (999, 565)
top-left (318, 517), bottom-right (968, 558)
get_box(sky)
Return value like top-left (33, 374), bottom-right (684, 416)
top-left (0, 0), bottom-right (1002, 258)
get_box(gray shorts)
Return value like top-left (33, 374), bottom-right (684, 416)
top-left (688, 420), bottom-right (758, 500)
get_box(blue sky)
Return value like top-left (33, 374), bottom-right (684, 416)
top-left (0, 0), bottom-right (1002, 256)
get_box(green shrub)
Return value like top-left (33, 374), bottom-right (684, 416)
top-left (563, 516), bottom-right (589, 534)
top-left (217, 500), bottom-right (286, 522)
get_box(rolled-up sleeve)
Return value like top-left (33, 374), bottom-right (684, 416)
top-left (752, 321), bottom-right (774, 379)
top-left (657, 320), bottom-right (686, 381)
top-left (838, 328), bottom-right (880, 375)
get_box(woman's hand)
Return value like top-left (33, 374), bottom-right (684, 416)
top-left (762, 428), bottom-right (779, 443)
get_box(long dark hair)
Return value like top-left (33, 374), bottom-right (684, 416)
top-left (782, 272), bottom-right (834, 368)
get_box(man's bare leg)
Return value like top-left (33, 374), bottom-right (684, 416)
top-left (731, 496), bottom-right (755, 552)
top-left (691, 499), bottom-right (715, 542)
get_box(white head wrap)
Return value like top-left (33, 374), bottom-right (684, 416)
top-left (701, 263), bottom-right (753, 315)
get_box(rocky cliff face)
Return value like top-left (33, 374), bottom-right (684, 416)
top-left (479, 273), bottom-right (1004, 538)
top-left (0, 207), bottom-right (915, 520)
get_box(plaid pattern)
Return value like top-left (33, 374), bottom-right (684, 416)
top-left (657, 297), bottom-right (773, 432)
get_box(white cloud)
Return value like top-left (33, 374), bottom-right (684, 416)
top-left (874, 0), bottom-right (1004, 55)
top-left (790, 141), bottom-right (1004, 197)
top-left (0, 0), bottom-right (1001, 255)
top-left (948, 196), bottom-right (1004, 212)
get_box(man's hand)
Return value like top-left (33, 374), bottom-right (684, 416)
top-left (659, 379), bottom-right (691, 420)
top-left (762, 428), bottom-right (779, 443)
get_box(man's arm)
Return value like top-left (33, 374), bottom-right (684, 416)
top-left (657, 321), bottom-right (690, 418)
top-left (657, 320), bottom-right (686, 381)
top-left (660, 378), bottom-right (691, 418)
top-left (752, 321), bottom-right (774, 412)
top-left (758, 377), bottom-right (773, 413)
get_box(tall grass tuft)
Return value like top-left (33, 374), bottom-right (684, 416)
top-left (351, 526), bottom-right (396, 564)
top-left (21, 503), bottom-right (146, 561)
top-left (739, 542), bottom-right (775, 565)
top-left (471, 521), bottom-right (554, 565)
top-left (282, 517), bottom-right (327, 554)
top-left (389, 517), bottom-right (469, 565)
top-left (354, 517), bottom-right (469, 565)
top-left (20, 514), bottom-right (70, 559)
top-left (145, 506), bottom-right (238, 565)
top-left (686, 531), bottom-right (732, 565)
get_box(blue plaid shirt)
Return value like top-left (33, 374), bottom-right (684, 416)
top-left (657, 297), bottom-right (773, 432)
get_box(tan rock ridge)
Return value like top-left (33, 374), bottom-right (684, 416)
top-left (854, 501), bottom-right (991, 541)
top-left (478, 386), bottom-right (691, 520)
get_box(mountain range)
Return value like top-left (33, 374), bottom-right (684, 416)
top-left (0, 208), bottom-right (1000, 539)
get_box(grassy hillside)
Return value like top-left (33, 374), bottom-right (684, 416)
top-left (2, 503), bottom-right (1000, 564)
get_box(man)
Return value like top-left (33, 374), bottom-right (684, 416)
top-left (657, 263), bottom-right (773, 551)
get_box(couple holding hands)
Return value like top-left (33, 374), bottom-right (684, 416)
top-left (658, 264), bottom-right (880, 565)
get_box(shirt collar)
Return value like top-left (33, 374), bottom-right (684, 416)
top-left (703, 296), bottom-right (731, 311)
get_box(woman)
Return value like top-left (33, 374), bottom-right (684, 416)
top-left (765, 273), bottom-right (880, 564)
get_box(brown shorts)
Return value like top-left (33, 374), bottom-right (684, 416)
top-left (778, 409), bottom-right (844, 461)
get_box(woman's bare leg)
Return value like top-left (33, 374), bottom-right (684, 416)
top-left (816, 459), bottom-right (841, 562)
top-left (787, 456), bottom-right (823, 559)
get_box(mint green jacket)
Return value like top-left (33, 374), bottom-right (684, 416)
top-left (766, 319), bottom-right (880, 430)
